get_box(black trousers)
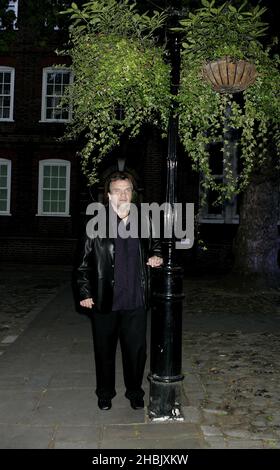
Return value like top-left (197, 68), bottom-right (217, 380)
top-left (91, 306), bottom-right (147, 400)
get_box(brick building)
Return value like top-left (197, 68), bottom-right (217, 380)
top-left (0, 0), bottom-right (239, 272)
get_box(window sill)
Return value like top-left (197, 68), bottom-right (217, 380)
top-left (199, 217), bottom-right (239, 224)
top-left (39, 120), bottom-right (71, 124)
top-left (36, 213), bottom-right (71, 218)
top-left (0, 212), bottom-right (12, 216)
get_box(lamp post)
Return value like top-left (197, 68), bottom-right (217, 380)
top-left (148, 35), bottom-right (185, 421)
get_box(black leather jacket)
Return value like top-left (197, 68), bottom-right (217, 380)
top-left (75, 206), bottom-right (162, 313)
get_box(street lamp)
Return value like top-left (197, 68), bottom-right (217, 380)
top-left (148, 35), bottom-right (185, 421)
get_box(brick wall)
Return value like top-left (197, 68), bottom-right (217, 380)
top-left (0, 40), bottom-right (81, 263)
top-left (0, 237), bottom-right (78, 264)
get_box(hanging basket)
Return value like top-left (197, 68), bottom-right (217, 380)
top-left (202, 56), bottom-right (257, 93)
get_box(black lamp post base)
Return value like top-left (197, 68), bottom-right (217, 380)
top-left (149, 262), bottom-right (185, 420)
top-left (148, 375), bottom-right (185, 421)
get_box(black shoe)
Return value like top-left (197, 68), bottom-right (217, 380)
top-left (130, 397), bottom-right (144, 410)
top-left (98, 398), bottom-right (112, 410)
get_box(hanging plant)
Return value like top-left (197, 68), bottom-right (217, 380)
top-left (59, 0), bottom-right (171, 185)
top-left (174, 0), bottom-right (280, 203)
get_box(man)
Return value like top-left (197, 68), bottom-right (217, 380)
top-left (75, 171), bottom-right (163, 410)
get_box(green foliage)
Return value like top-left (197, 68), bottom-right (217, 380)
top-left (61, 0), bottom-right (167, 40)
top-left (59, 0), bottom-right (280, 195)
top-left (174, 0), bottom-right (269, 61)
top-left (176, 0), bottom-right (280, 202)
top-left (60, 0), bottom-right (171, 184)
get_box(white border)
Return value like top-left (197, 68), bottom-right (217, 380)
top-left (0, 158), bottom-right (12, 215)
top-left (40, 67), bottom-right (73, 123)
top-left (37, 159), bottom-right (71, 217)
top-left (0, 67), bottom-right (15, 122)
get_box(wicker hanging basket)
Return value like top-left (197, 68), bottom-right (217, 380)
top-left (202, 56), bottom-right (257, 93)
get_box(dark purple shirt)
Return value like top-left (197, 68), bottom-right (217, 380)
top-left (112, 217), bottom-right (144, 311)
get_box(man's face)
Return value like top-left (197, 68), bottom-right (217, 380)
top-left (108, 179), bottom-right (133, 218)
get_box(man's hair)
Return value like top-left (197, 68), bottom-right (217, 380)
top-left (105, 171), bottom-right (136, 194)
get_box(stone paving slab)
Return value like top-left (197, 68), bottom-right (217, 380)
top-left (0, 424), bottom-right (56, 449)
top-left (37, 352), bottom-right (94, 373)
top-left (100, 437), bottom-right (205, 449)
top-left (22, 388), bottom-right (146, 427)
top-left (53, 425), bottom-right (100, 449)
top-left (102, 422), bottom-right (201, 440)
top-left (0, 390), bottom-right (42, 424)
top-left (1, 265), bottom-right (280, 449)
top-left (0, 374), bottom-right (51, 392)
top-left (48, 372), bottom-right (95, 390)
top-left (0, 264), bottom-right (71, 348)
top-left (53, 440), bottom-right (99, 449)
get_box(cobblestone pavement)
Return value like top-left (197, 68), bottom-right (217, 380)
top-left (182, 276), bottom-right (280, 448)
top-left (0, 264), bottom-right (71, 353)
top-left (0, 264), bottom-right (280, 449)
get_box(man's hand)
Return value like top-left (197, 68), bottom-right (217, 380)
top-left (146, 256), bottom-right (163, 268)
top-left (80, 298), bottom-right (94, 309)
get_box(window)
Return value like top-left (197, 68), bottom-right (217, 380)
top-left (0, 159), bottom-right (12, 215)
top-left (199, 141), bottom-right (239, 224)
top-left (0, 0), bottom-right (18, 30)
top-left (44, 0), bottom-right (66, 30)
top-left (38, 159), bottom-right (71, 216)
top-left (0, 67), bottom-right (15, 121)
top-left (41, 68), bottom-right (73, 122)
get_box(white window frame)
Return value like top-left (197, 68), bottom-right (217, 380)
top-left (199, 140), bottom-right (239, 224)
top-left (40, 67), bottom-right (73, 123)
top-left (37, 159), bottom-right (71, 217)
top-left (0, 67), bottom-right (15, 122)
top-left (0, 0), bottom-right (18, 30)
top-left (0, 158), bottom-right (12, 215)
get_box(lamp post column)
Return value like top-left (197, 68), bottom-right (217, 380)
top-left (148, 36), bottom-right (185, 421)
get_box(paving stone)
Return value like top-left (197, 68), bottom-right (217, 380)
top-left (0, 424), bottom-right (55, 449)
top-left (0, 374), bottom-right (51, 391)
top-left (1, 268), bottom-right (280, 448)
top-left (252, 420), bottom-right (268, 428)
top-left (101, 437), bottom-right (205, 449)
top-left (54, 425), bottom-right (100, 449)
top-left (54, 441), bottom-right (99, 449)
top-left (250, 431), bottom-right (279, 440)
top-left (2, 336), bottom-right (18, 346)
top-left (0, 390), bottom-right (42, 424)
top-left (226, 439), bottom-right (264, 449)
top-left (70, 341), bottom-right (93, 355)
top-left (201, 425), bottom-right (223, 437)
top-left (183, 375), bottom-right (203, 386)
top-left (37, 352), bottom-right (93, 373)
top-left (182, 406), bottom-right (202, 423)
top-left (262, 440), bottom-right (280, 449)
top-left (48, 372), bottom-right (95, 390)
top-left (200, 413), bottom-right (219, 426)
top-left (204, 436), bottom-right (227, 449)
top-left (184, 390), bottom-right (206, 401)
top-left (103, 422), bottom-right (200, 440)
top-left (187, 397), bottom-right (205, 407)
top-left (203, 409), bottom-right (228, 416)
top-left (0, 354), bottom-right (43, 375)
top-left (24, 388), bottom-right (146, 426)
